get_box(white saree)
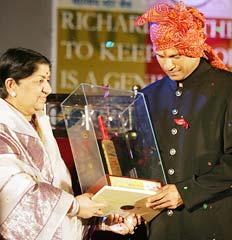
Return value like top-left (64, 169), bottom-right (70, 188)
top-left (0, 98), bottom-right (83, 239)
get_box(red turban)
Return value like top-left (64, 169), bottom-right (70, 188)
top-left (135, 2), bottom-right (228, 71)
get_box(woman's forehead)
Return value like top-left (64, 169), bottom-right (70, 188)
top-left (34, 64), bottom-right (50, 76)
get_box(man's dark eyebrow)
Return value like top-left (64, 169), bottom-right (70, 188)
top-left (169, 54), bottom-right (180, 57)
top-left (154, 53), bottom-right (163, 57)
top-left (156, 53), bottom-right (180, 57)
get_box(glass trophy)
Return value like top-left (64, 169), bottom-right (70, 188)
top-left (61, 83), bottom-right (167, 221)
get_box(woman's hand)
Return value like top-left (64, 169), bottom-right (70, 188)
top-left (99, 213), bottom-right (141, 235)
top-left (75, 193), bottom-right (105, 219)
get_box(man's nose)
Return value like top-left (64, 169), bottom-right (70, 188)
top-left (163, 59), bottom-right (175, 71)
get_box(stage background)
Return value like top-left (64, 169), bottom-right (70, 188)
top-left (0, 0), bottom-right (231, 92)
top-left (54, 0), bottom-right (232, 93)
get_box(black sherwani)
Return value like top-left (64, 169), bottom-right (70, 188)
top-left (141, 59), bottom-right (232, 240)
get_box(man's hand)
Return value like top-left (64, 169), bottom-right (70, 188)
top-left (146, 184), bottom-right (183, 209)
top-left (75, 193), bottom-right (105, 219)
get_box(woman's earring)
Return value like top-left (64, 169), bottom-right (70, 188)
top-left (11, 92), bottom-right (16, 97)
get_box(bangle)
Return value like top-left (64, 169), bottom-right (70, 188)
top-left (101, 222), bottom-right (106, 231)
top-left (68, 198), bottom-right (79, 217)
top-left (99, 216), bottom-right (108, 231)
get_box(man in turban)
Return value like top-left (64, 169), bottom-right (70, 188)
top-left (135, 1), bottom-right (232, 240)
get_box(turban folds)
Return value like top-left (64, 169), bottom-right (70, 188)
top-left (135, 2), bottom-right (228, 71)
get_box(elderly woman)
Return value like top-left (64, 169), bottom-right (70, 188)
top-left (0, 48), bottom-right (138, 240)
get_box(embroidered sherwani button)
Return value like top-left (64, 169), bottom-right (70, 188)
top-left (169, 148), bottom-right (176, 155)
top-left (167, 210), bottom-right (173, 216)
top-left (171, 128), bottom-right (177, 135)
top-left (175, 90), bottom-right (182, 96)
top-left (172, 109), bottom-right (178, 115)
top-left (168, 168), bottom-right (175, 175)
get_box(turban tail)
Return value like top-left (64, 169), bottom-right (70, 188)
top-left (135, 2), bottom-right (228, 71)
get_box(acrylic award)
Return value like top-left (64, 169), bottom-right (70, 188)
top-left (61, 83), bottom-right (167, 221)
